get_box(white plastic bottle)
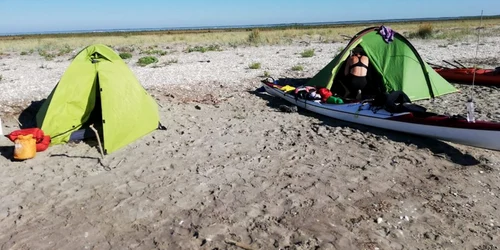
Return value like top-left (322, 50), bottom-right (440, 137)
top-left (466, 99), bottom-right (475, 123)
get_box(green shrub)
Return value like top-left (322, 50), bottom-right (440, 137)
top-left (119, 52), bottom-right (133, 59)
top-left (137, 56), bottom-right (158, 66)
top-left (301, 49), bottom-right (315, 58)
top-left (0, 74), bottom-right (2, 81)
top-left (263, 71), bottom-right (270, 77)
top-left (249, 62), bottom-right (261, 69)
top-left (291, 65), bottom-right (303, 71)
top-left (248, 29), bottom-right (261, 44)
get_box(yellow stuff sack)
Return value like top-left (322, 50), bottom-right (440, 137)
top-left (14, 134), bottom-right (36, 160)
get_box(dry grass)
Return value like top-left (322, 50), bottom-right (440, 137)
top-left (1, 17), bottom-right (499, 53)
top-left (413, 22), bottom-right (434, 39)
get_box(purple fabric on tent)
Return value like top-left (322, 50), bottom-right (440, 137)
top-left (378, 25), bottom-right (395, 43)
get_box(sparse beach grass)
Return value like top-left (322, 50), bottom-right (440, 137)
top-left (137, 56), bottom-right (158, 66)
top-left (185, 44), bottom-right (222, 53)
top-left (0, 17), bottom-right (499, 54)
top-left (291, 64), bottom-right (304, 71)
top-left (248, 62), bottom-right (261, 69)
top-left (119, 52), bottom-right (132, 59)
top-left (301, 48), bottom-right (315, 57)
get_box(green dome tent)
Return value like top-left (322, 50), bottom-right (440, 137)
top-left (307, 26), bottom-right (458, 101)
top-left (36, 44), bottom-right (162, 154)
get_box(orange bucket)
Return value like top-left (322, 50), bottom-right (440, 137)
top-left (14, 134), bottom-right (37, 160)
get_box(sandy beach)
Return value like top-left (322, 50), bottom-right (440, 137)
top-left (1, 27), bottom-right (500, 249)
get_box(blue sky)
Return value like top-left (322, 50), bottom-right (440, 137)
top-left (0, 0), bottom-right (499, 34)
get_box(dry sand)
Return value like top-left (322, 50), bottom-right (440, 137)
top-left (0, 30), bottom-right (500, 250)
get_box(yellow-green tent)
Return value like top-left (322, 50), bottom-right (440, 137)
top-left (36, 44), bottom-right (162, 154)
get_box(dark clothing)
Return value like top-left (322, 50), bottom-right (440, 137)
top-left (346, 74), bottom-right (367, 98)
top-left (342, 54), bottom-right (369, 99)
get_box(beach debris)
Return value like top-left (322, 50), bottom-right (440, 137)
top-left (113, 158), bottom-right (125, 169)
top-left (340, 34), bottom-right (352, 40)
top-left (278, 104), bottom-right (297, 113)
top-left (165, 93), bottom-right (175, 99)
top-left (13, 116), bottom-right (22, 127)
top-left (376, 217), bottom-right (384, 224)
top-left (399, 215), bottom-right (410, 221)
top-left (89, 124), bottom-right (104, 159)
top-left (423, 231), bottom-right (439, 240)
top-left (200, 239), bottom-right (207, 246)
top-left (89, 124), bottom-right (111, 171)
top-left (224, 239), bottom-right (255, 250)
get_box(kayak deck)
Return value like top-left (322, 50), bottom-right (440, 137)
top-left (434, 68), bottom-right (500, 85)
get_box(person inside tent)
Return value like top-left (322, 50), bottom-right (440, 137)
top-left (343, 45), bottom-right (369, 100)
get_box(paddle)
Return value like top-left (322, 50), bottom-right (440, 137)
top-left (453, 60), bottom-right (467, 68)
top-left (427, 61), bottom-right (448, 69)
top-left (442, 60), bottom-right (460, 69)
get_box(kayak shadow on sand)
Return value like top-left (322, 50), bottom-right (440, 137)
top-left (307, 112), bottom-right (480, 167)
top-left (251, 77), bottom-right (481, 167)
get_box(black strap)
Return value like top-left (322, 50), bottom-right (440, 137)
top-left (158, 122), bottom-right (167, 130)
top-left (349, 56), bottom-right (368, 70)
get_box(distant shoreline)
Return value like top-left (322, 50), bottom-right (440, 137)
top-left (1, 14), bottom-right (499, 38)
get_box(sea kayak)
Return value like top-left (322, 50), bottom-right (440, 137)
top-left (262, 81), bottom-right (500, 151)
top-left (434, 67), bottom-right (500, 86)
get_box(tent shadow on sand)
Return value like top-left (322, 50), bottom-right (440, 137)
top-left (251, 77), bottom-right (480, 167)
top-left (0, 146), bottom-right (14, 160)
top-left (0, 99), bottom-right (102, 161)
top-left (18, 99), bottom-right (46, 129)
top-left (20, 99), bottom-right (103, 151)
top-left (0, 98), bottom-right (100, 161)
top-left (0, 100), bottom-right (45, 161)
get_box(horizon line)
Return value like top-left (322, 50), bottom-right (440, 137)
top-left (1, 14), bottom-right (498, 37)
